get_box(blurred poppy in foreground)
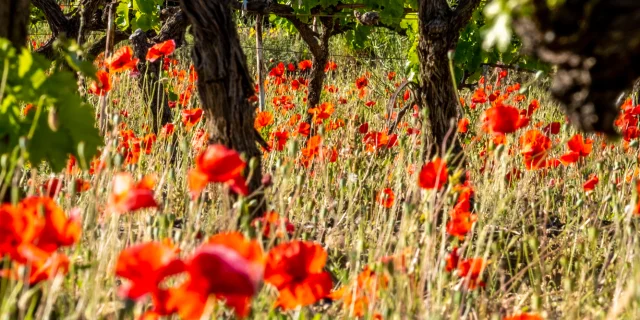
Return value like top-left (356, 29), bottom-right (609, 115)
top-left (0, 197), bottom-right (80, 284)
top-left (108, 173), bottom-right (158, 214)
top-left (418, 158), bottom-right (448, 190)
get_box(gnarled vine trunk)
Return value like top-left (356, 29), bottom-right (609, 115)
top-left (130, 9), bottom-right (188, 133)
top-left (417, 0), bottom-right (481, 161)
top-left (180, 0), bottom-right (266, 218)
top-left (0, 0), bottom-right (30, 48)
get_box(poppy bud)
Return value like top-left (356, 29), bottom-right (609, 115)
top-left (261, 173), bottom-right (272, 187)
top-left (48, 107), bottom-right (59, 132)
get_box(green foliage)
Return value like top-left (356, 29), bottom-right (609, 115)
top-left (0, 38), bottom-right (102, 173)
top-left (116, 0), bottom-right (164, 32)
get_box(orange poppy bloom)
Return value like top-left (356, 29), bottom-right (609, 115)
top-left (457, 257), bottom-right (486, 289)
top-left (89, 70), bottom-right (112, 96)
top-left (308, 102), bottom-right (335, 124)
top-left (355, 75), bottom-right (369, 89)
top-left (376, 188), bottom-right (395, 208)
top-left (418, 158), bottom-right (448, 190)
top-left (146, 39), bottom-right (176, 62)
top-left (519, 130), bottom-right (551, 170)
top-left (458, 118), bottom-right (470, 133)
top-left (188, 144), bottom-right (249, 197)
top-left (116, 241), bottom-right (184, 300)
top-left (107, 46), bottom-right (138, 72)
top-left (447, 208), bottom-right (477, 240)
top-left (298, 60), bottom-right (313, 71)
top-left (255, 111), bottom-right (274, 130)
top-left (471, 88), bottom-right (487, 104)
top-left (269, 131), bottom-right (289, 151)
top-left (182, 108), bottom-right (204, 129)
top-left (108, 173), bottom-right (158, 214)
top-left (324, 61), bottom-right (337, 72)
top-left (387, 72), bottom-right (396, 81)
top-left (264, 241), bottom-right (333, 310)
top-left (567, 134), bottom-right (593, 157)
top-left (296, 122), bottom-right (311, 136)
top-left (330, 266), bottom-right (388, 317)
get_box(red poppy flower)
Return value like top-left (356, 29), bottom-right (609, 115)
top-left (182, 108), bottom-right (204, 129)
top-left (472, 88), bottom-right (487, 104)
top-left (108, 173), bottom-right (158, 214)
top-left (252, 212), bottom-right (295, 238)
top-left (107, 46), bottom-right (138, 73)
top-left (376, 188), bottom-right (395, 208)
top-left (324, 61), bottom-right (337, 72)
top-left (583, 174), bottom-right (599, 192)
top-left (567, 134), bottom-right (593, 157)
top-left (519, 130), bottom-right (552, 170)
top-left (418, 158), bottom-right (448, 190)
top-left (161, 123), bottom-right (175, 137)
top-left (296, 122), bottom-right (311, 136)
top-left (0, 204), bottom-right (42, 262)
top-left (308, 102), bottom-right (335, 124)
top-left (287, 63), bottom-right (296, 72)
top-left (188, 144), bottom-right (249, 197)
top-left (298, 60), bottom-right (313, 71)
top-left (116, 241), bottom-right (184, 300)
top-left (358, 122), bottom-right (369, 134)
top-left (543, 121), bottom-right (561, 135)
top-left (447, 208), bottom-right (477, 240)
top-left (264, 241), bottom-right (333, 310)
top-left (457, 258), bottom-right (486, 289)
top-left (21, 197), bottom-right (81, 253)
top-left (365, 100), bottom-right (376, 108)
top-left (483, 104), bottom-right (521, 134)
top-left (146, 39), bottom-right (176, 62)
top-left (269, 131), bottom-right (289, 151)
top-left (270, 62), bottom-right (285, 78)
top-left (355, 76), bottom-right (369, 89)
top-left (255, 111), bottom-right (274, 130)
top-left (89, 70), bottom-right (111, 96)
top-left (503, 313), bottom-right (543, 320)
top-left (445, 247), bottom-right (460, 272)
top-left (387, 72), bottom-right (396, 81)
top-left (458, 118), bottom-right (470, 133)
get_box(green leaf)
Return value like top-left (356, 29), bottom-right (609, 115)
top-left (17, 49), bottom-right (33, 78)
top-left (116, 1), bottom-right (131, 31)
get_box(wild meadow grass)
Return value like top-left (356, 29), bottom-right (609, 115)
top-left (3, 25), bottom-right (640, 320)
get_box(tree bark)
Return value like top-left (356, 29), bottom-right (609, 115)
top-left (417, 0), bottom-right (481, 159)
top-left (0, 0), bottom-right (30, 48)
top-left (513, 0), bottom-right (640, 136)
top-left (130, 9), bottom-right (188, 134)
top-left (179, 0), bottom-right (266, 217)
